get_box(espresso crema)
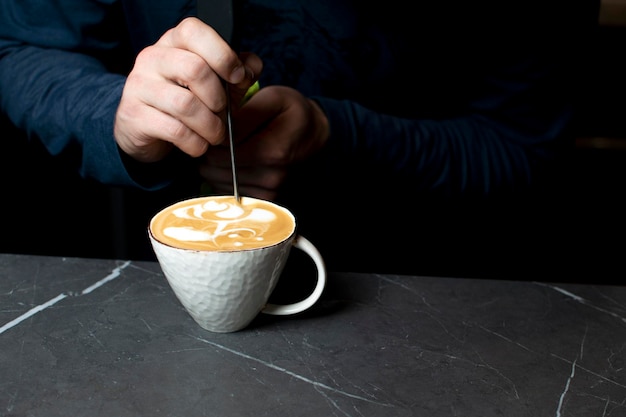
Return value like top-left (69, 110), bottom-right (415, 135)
top-left (150, 196), bottom-right (295, 251)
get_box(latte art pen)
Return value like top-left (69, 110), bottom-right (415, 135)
top-left (225, 84), bottom-right (240, 203)
top-left (196, 0), bottom-right (240, 202)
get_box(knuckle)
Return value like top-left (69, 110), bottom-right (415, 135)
top-left (134, 45), bottom-right (159, 65)
top-left (176, 17), bottom-right (201, 39)
top-left (178, 55), bottom-right (207, 84)
top-left (170, 88), bottom-right (199, 116)
top-left (163, 117), bottom-right (188, 140)
top-left (263, 144), bottom-right (291, 164)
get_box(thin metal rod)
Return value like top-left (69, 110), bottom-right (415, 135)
top-left (225, 85), bottom-right (240, 203)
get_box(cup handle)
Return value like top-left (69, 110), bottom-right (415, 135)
top-left (261, 235), bottom-right (326, 316)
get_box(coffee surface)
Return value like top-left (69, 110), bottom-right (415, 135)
top-left (150, 196), bottom-right (295, 251)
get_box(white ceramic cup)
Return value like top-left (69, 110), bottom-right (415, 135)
top-left (148, 195), bottom-right (326, 333)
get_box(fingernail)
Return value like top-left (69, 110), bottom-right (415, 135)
top-left (246, 66), bottom-right (255, 80)
top-left (231, 65), bottom-right (245, 83)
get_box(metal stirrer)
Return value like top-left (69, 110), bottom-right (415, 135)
top-left (225, 84), bottom-right (240, 203)
top-left (195, 0), bottom-right (239, 202)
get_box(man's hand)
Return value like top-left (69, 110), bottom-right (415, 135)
top-left (199, 85), bottom-right (330, 200)
top-left (114, 17), bottom-right (262, 163)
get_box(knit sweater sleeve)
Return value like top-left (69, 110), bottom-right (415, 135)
top-left (0, 0), bottom-right (186, 189)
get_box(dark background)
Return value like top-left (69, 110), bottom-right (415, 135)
top-left (2, 11), bottom-right (624, 282)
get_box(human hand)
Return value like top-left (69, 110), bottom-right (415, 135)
top-left (199, 85), bottom-right (330, 200)
top-left (114, 17), bottom-right (262, 163)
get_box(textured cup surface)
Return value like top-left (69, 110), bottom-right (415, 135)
top-left (149, 196), bottom-right (325, 333)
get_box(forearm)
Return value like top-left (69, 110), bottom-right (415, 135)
top-left (1, 45), bottom-right (119, 182)
top-left (0, 0), bottom-right (193, 189)
top-left (314, 97), bottom-right (568, 198)
top-left (0, 43), bottom-right (180, 189)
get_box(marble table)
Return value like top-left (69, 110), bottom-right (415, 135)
top-left (1, 253), bottom-right (625, 416)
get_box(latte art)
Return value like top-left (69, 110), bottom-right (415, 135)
top-left (150, 196), bottom-right (295, 251)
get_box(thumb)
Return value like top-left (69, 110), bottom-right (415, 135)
top-left (229, 52), bottom-right (262, 108)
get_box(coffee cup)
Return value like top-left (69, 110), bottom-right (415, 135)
top-left (148, 195), bottom-right (326, 333)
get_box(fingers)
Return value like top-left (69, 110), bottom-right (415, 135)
top-left (128, 47), bottom-right (226, 142)
top-left (158, 18), bottom-right (262, 110)
top-left (198, 86), bottom-right (301, 197)
top-left (230, 53), bottom-right (263, 107)
top-left (115, 17), bottom-right (264, 163)
top-left (116, 98), bottom-right (213, 159)
top-left (160, 17), bottom-right (248, 85)
top-left (138, 43), bottom-right (227, 110)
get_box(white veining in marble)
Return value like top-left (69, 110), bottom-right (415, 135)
top-left (192, 335), bottom-right (397, 408)
top-left (0, 260), bottom-right (132, 335)
top-left (538, 282), bottom-right (626, 324)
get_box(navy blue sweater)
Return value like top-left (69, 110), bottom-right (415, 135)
top-left (0, 0), bottom-right (596, 197)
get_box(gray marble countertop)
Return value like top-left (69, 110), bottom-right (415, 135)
top-left (1, 253), bottom-right (625, 417)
